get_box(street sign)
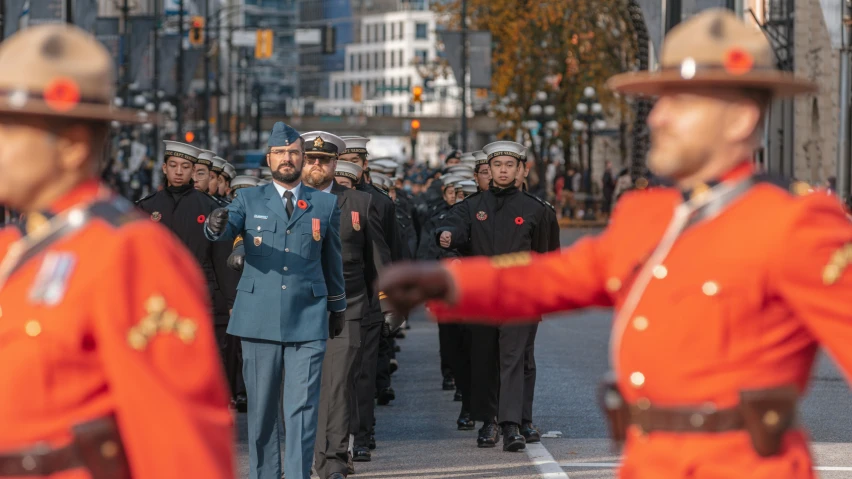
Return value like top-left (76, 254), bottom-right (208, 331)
top-left (295, 28), bottom-right (322, 45)
top-left (233, 30), bottom-right (259, 47)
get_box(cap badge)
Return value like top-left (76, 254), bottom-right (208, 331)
top-left (313, 136), bottom-right (325, 148)
top-left (253, 236), bottom-right (263, 247)
top-left (150, 211), bottom-right (162, 222)
top-left (476, 211), bottom-right (487, 221)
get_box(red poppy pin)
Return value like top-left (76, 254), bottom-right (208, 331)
top-left (297, 199), bottom-right (308, 209)
top-left (197, 214), bottom-right (206, 224)
top-left (515, 217), bottom-right (524, 225)
top-left (43, 77), bottom-right (81, 113)
top-left (723, 48), bottom-right (754, 76)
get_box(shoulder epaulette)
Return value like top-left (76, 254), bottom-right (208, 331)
top-left (522, 191), bottom-right (555, 211)
top-left (90, 196), bottom-right (146, 228)
top-left (134, 190), bottom-right (158, 206)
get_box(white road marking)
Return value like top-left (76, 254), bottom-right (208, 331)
top-left (557, 462), bottom-right (852, 473)
top-left (525, 442), bottom-right (571, 478)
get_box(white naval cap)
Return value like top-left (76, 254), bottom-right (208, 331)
top-left (196, 151), bottom-right (215, 167)
top-left (163, 140), bottom-right (201, 163)
top-left (441, 174), bottom-right (466, 188)
top-left (445, 165), bottom-right (475, 179)
top-left (231, 175), bottom-right (260, 190)
top-left (370, 159), bottom-right (399, 174)
top-left (340, 136), bottom-right (370, 154)
top-left (460, 152), bottom-right (476, 162)
top-left (457, 179), bottom-right (478, 194)
top-left (209, 156), bottom-right (226, 172)
top-left (302, 131), bottom-right (347, 156)
top-left (482, 140), bottom-right (526, 162)
top-left (473, 150), bottom-right (488, 165)
top-left (335, 161), bottom-right (363, 181)
top-left (259, 167), bottom-right (272, 179)
top-left (258, 179), bottom-right (271, 186)
top-left (222, 162), bottom-right (236, 180)
top-left (370, 172), bottom-right (392, 190)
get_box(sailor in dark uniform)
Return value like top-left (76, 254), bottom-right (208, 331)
top-left (136, 141), bottom-right (237, 405)
top-left (207, 156), bottom-right (230, 206)
top-left (436, 141), bottom-right (560, 451)
top-left (219, 161), bottom-right (237, 202)
top-left (338, 136), bottom-right (400, 461)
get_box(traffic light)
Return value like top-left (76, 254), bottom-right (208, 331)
top-left (185, 131), bottom-right (195, 143)
top-left (410, 119), bottom-right (420, 139)
top-left (189, 16), bottom-right (204, 46)
top-left (255, 29), bottom-right (274, 59)
top-left (412, 85), bottom-right (423, 103)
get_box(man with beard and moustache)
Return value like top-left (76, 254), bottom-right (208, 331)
top-left (205, 122), bottom-right (346, 479)
top-left (433, 141), bottom-right (559, 451)
top-left (301, 131), bottom-right (384, 479)
top-left (338, 136), bottom-right (402, 461)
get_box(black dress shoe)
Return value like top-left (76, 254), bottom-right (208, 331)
top-left (352, 446), bottom-right (371, 462)
top-left (521, 422), bottom-right (541, 443)
top-left (453, 389), bottom-right (463, 401)
top-left (235, 394), bottom-right (248, 413)
top-left (395, 329), bottom-right (406, 339)
top-left (477, 420), bottom-right (500, 448)
top-left (442, 375), bottom-right (456, 390)
top-left (376, 387), bottom-right (395, 405)
top-left (347, 452), bottom-right (355, 474)
top-left (502, 423), bottom-right (526, 452)
top-left (457, 411), bottom-right (475, 430)
top-left (368, 433), bottom-right (376, 450)
top-left (394, 344), bottom-right (401, 352)
top-left (327, 473), bottom-right (346, 479)
top-left (389, 359), bottom-right (398, 375)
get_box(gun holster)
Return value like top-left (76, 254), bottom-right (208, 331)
top-left (72, 415), bottom-right (131, 479)
top-left (738, 385), bottom-right (798, 457)
top-left (597, 377), bottom-right (629, 444)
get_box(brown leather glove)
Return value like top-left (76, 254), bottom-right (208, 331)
top-left (376, 261), bottom-right (455, 318)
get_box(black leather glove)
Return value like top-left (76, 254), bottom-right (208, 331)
top-left (227, 252), bottom-right (244, 272)
top-left (382, 311), bottom-right (404, 338)
top-left (207, 207), bottom-right (230, 235)
top-left (377, 261), bottom-right (455, 318)
top-left (328, 311), bottom-right (345, 339)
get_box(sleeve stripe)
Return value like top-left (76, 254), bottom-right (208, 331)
top-left (328, 294), bottom-right (346, 301)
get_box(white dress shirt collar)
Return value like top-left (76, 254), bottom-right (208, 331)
top-left (273, 181), bottom-right (302, 200)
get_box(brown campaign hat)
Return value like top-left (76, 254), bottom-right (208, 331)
top-left (607, 9), bottom-right (817, 98)
top-left (0, 24), bottom-right (150, 123)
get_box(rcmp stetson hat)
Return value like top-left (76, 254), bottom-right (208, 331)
top-left (196, 150), bottom-right (215, 167)
top-left (302, 131), bottom-right (347, 157)
top-left (163, 141), bottom-right (201, 163)
top-left (482, 141), bottom-right (526, 162)
top-left (341, 136), bottom-right (370, 154)
top-left (0, 24), bottom-right (150, 123)
top-left (335, 161), bottom-right (363, 181)
top-left (268, 122), bottom-right (301, 147)
top-left (231, 175), bottom-right (259, 190)
top-left (607, 9), bottom-right (817, 97)
top-left (222, 162), bottom-right (236, 180)
top-left (209, 156), bottom-right (226, 172)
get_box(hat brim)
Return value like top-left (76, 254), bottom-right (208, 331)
top-left (0, 96), bottom-right (153, 123)
top-left (607, 70), bottom-right (818, 98)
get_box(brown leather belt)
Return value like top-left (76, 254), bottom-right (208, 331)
top-left (629, 400), bottom-right (744, 434)
top-left (0, 415), bottom-right (129, 478)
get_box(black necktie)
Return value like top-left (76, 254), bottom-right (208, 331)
top-left (283, 190), bottom-right (294, 218)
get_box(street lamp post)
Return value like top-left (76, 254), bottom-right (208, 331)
top-left (527, 91), bottom-right (558, 195)
top-left (572, 86), bottom-right (607, 196)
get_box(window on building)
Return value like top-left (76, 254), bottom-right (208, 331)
top-left (381, 24), bottom-right (386, 41)
top-left (415, 49), bottom-right (427, 64)
top-left (391, 23), bottom-right (395, 39)
top-left (366, 53), bottom-right (371, 70)
top-left (398, 50), bottom-right (404, 66)
top-left (390, 51), bottom-right (395, 68)
top-left (399, 22), bottom-right (404, 39)
top-left (349, 54), bottom-right (355, 71)
top-left (415, 23), bottom-right (428, 39)
top-left (334, 82), bottom-right (339, 99)
top-left (374, 52), bottom-right (380, 70)
top-left (358, 54), bottom-right (362, 71)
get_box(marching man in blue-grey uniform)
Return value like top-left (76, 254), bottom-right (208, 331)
top-left (204, 121), bottom-right (347, 479)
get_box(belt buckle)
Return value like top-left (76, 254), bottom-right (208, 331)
top-left (634, 397), bottom-right (652, 437)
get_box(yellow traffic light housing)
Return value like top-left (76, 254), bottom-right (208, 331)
top-left (412, 85), bottom-right (423, 103)
top-left (255, 29), bottom-right (274, 59)
top-left (189, 16), bottom-right (204, 46)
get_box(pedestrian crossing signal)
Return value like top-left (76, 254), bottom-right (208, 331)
top-left (410, 119), bottom-right (420, 139)
top-left (255, 29), bottom-right (274, 59)
top-left (189, 17), bottom-right (204, 46)
top-left (185, 131), bottom-right (195, 143)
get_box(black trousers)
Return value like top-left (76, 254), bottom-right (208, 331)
top-left (443, 323), bottom-right (471, 411)
top-left (376, 334), bottom-right (392, 390)
top-left (438, 323), bottom-right (457, 378)
top-left (214, 323), bottom-right (245, 399)
top-left (523, 323), bottom-right (539, 423)
top-left (353, 320), bottom-right (381, 448)
top-left (469, 323), bottom-right (537, 425)
top-left (315, 320), bottom-right (361, 478)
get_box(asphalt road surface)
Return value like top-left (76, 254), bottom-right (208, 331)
top-left (236, 228), bottom-right (852, 479)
